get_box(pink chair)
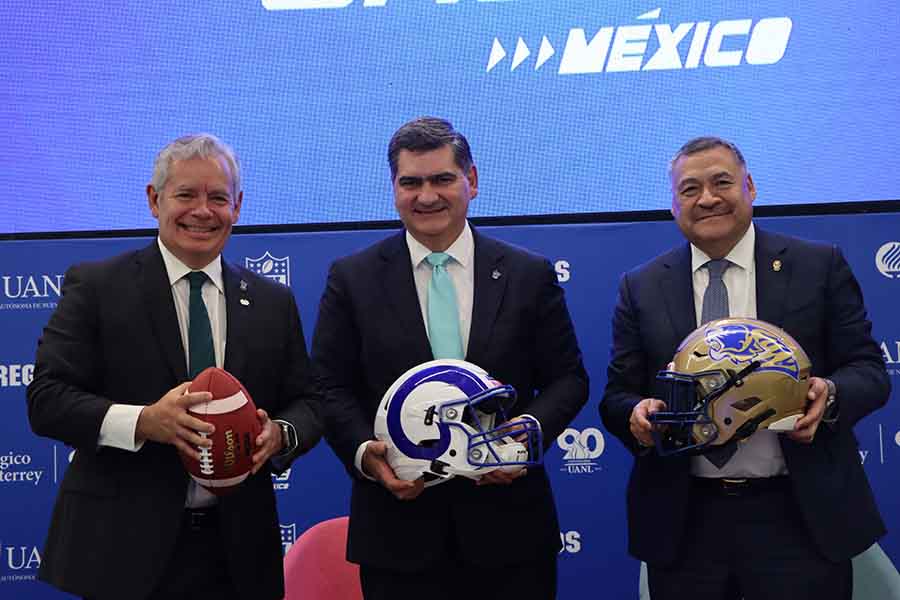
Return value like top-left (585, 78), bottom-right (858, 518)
top-left (283, 516), bottom-right (363, 600)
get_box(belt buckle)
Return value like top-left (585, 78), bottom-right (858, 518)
top-left (721, 478), bottom-right (749, 496)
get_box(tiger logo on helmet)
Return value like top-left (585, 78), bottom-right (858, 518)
top-left (650, 318), bottom-right (811, 456)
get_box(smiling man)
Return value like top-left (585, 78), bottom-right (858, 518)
top-left (600, 137), bottom-right (889, 600)
top-left (27, 134), bottom-right (322, 600)
top-left (312, 117), bottom-right (588, 600)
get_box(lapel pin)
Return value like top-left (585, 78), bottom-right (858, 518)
top-left (240, 280), bottom-right (248, 291)
top-left (240, 298), bottom-right (250, 306)
top-left (772, 260), bottom-right (782, 272)
top-left (491, 269), bottom-right (502, 280)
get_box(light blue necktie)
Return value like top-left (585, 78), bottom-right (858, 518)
top-left (426, 252), bottom-right (464, 360)
top-left (701, 259), bottom-right (731, 324)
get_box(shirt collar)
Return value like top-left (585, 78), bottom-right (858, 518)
top-left (406, 221), bottom-right (474, 269)
top-left (691, 223), bottom-right (755, 273)
top-left (157, 237), bottom-right (225, 293)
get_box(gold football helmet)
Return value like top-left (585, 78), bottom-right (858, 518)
top-left (651, 318), bottom-right (811, 456)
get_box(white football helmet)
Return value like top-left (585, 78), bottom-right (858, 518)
top-left (374, 359), bottom-right (542, 487)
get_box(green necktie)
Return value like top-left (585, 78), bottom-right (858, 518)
top-left (187, 271), bottom-right (215, 378)
top-left (426, 252), bottom-right (464, 360)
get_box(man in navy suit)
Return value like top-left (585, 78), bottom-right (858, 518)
top-left (312, 117), bottom-right (588, 599)
top-left (27, 134), bottom-right (322, 599)
top-left (600, 136), bottom-right (889, 600)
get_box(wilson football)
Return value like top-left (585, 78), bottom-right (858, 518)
top-left (179, 367), bottom-right (261, 495)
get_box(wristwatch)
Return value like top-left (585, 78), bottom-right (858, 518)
top-left (273, 419), bottom-right (299, 456)
top-left (822, 378), bottom-right (839, 424)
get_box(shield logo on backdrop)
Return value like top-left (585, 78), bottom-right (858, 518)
top-left (280, 523), bottom-right (297, 555)
top-left (245, 252), bottom-right (290, 286)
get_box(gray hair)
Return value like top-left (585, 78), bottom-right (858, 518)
top-left (150, 133), bottom-right (241, 197)
top-left (669, 136), bottom-right (747, 177)
top-left (388, 117), bottom-right (473, 179)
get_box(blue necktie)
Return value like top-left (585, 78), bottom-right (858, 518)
top-left (699, 259), bottom-right (737, 467)
top-left (187, 271), bottom-right (215, 378)
top-left (701, 259), bottom-right (730, 324)
top-left (426, 252), bottom-right (464, 360)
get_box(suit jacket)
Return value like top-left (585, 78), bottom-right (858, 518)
top-left (600, 227), bottom-right (889, 566)
top-left (311, 229), bottom-right (589, 570)
top-left (26, 242), bottom-right (322, 600)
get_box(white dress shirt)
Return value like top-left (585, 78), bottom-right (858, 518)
top-left (354, 222), bottom-right (539, 477)
top-left (688, 224), bottom-right (789, 478)
top-left (97, 237), bottom-right (227, 506)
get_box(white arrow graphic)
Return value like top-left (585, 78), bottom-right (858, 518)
top-left (511, 37), bottom-right (531, 70)
top-left (535, 35), bottom-right (555, 70)
top-left (637, 7), bottom-right (661, 19)
top-left (487, 37), bottom-right (507, 72)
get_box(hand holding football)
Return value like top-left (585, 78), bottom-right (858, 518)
top-left (178, 367), bottom-right (261, 495)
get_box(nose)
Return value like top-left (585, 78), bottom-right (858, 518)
top-left (696, 185), bottom-right (720, 208)
top-left (416, 183), bottom-right (441, 205)
top-left (189, 197), bottom-right (216, 217)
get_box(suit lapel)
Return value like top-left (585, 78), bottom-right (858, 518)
top-left (660, 243), bottom-right (697, 344)
top-left (136, 243), bottom-right (188, 384)
top-left (379, 233), bottom-right (433, 362)
top-left (754, 228), bottom-right (790, 327)
top-left (467, 232), bottom-right (507, 362)
top-left (223, 261), bottom-right (252, 378)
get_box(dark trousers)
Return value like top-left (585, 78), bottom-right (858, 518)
top-left (147, 509), bottom-right (238, 600)
top-left (648, 477), bottom-right (852, 600)
top-left (360, 552), bottom-right (557, 600)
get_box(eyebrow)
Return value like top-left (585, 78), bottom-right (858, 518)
top-left (397, 171), bottom-right (457, 183)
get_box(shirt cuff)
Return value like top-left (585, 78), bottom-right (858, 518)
top-left (354, 440), bottom-right (377, 481)
top-left (98, 404), bottom-right (146, 451)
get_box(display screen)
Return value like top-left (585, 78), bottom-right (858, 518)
top-left (3, 1), bottom-right (898, 232)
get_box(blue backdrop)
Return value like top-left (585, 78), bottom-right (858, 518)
top-left (3, 1), bottom-right (900, 232)
top-left (1, 212), bottom-right (898, 598)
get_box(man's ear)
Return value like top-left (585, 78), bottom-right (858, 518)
top-left (232, 191), bottom-right (243, 224)
top-left (147, 184), bottom-right (160, 218)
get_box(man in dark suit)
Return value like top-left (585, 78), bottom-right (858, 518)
top-left (26, 134), bottom-right (322, 600)
top-left (600, 136), bottom-right (889, 600)
top-left (312, 117), bottom-right (588, 599)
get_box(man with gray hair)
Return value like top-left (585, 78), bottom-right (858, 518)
top-left (27, 134), bottom-right (322, 599)
top-left (600, 136), bottom-right (888, 599)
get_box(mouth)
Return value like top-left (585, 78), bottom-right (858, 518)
top-left (413, 206), bottom-right (448, 216)
top-left (696, 212), bottom-right (731, 222)
top-left (178, 223), bottom-right (220, 236)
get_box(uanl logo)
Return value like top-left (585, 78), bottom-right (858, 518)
top-left (245, 252), bottom-right (290, 286)
top-left (0, 542), bottom-right (41, 583)
top-left (1, 274), bottom-right (62, 311)
top-left (557, 427), bottom-right (604, 474)
top-left (272, 467), bottom-right (291, 491)
top-left (0, 364), bottom-right (34, 388)
top-left (875, 242), bottom-right (900, 279)
top-left (0, 452), bottom-right (44, 486)
top-left (280, 523), bottom-right (297, 555)
top-left (486, 8), bottom-right (792, 74)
